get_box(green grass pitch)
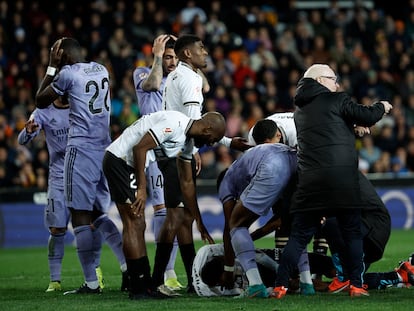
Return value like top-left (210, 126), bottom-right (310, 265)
top-left (0, 229), bottom-right (413, 311)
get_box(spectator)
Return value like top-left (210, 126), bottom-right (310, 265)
top-left (178, 0), bottom-right (207, 32)
top-left (212, 85), bottom-right (231, 117)
top-left (359, 135), bottom-right (382, 170)
top-left (0, 0), bottom-right (412, 190)
top-left (374, 124), bottom-right (398, 154)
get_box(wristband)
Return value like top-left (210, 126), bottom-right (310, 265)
top-left (224, 265), bottom-right (234, 272)
top-left (46, 66), bottom-right (57, 76)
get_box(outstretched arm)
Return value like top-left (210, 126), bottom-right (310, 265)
top-left (218, 136), bottom-right (252, 152)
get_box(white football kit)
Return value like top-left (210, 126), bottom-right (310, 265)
top-left (248, 112), bottom-right (298, 148)
top-left (163, 61), bottom-right (231, 148)
top-left (106, 110), bottom-right (194, 168)
top-left (192, 244), bottom-right (278, 297)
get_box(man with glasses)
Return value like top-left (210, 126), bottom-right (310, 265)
top-left (272, 64), bottom-right (392, 299)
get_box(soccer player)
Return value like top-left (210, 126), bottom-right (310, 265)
top-left (18, 97), bottom-right (128, 292)
top-left (151, 34), bottom-right (249, 294)
top-left (219, 119), bottom-right (296, 296)
top-left (102, 110), bottom-right (225, 299)
top-left (223, 141), bottom-right (298, 298)
top-left (35, 37), bottom-right (126, 294)
top-left (192, 244), bottom-right (273, 297)
top-left (133, 34), bottom-right (182, 290)
top-left (364, 261), bottom-right (414, 289)
top-left (247, 112), bottom-right (297, 148)
top-left (193, 244), bottom-right (414, 296)
top-left (17, 97), bottom-right (70, 292)
top-left (192, 243), bottom-right (337, 297)
top-left (228, 118), bottom-right (315, 295)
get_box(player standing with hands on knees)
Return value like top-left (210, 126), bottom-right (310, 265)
top-left (103, 110), bottom-right (225, 299)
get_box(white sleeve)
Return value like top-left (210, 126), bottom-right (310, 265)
top-left (183, 103), bottom-right (202, 120)
top-left (179, 139), bottom-right (195, 161)
top-left (247, 127), bottom-right (257, 146)
top-left (218, 136), bottom-right (232, 148)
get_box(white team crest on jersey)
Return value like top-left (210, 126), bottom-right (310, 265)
top-left (139, 72), bottom-right (148, 79)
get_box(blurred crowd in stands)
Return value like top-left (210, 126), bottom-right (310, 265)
top-left (1, 0), bottom-right (414, 190)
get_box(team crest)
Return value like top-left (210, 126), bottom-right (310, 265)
top-left (139, 72), bottom-right (148, 79)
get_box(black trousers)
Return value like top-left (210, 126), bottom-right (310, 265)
top-left (275, 208), bottom-right (364, 288)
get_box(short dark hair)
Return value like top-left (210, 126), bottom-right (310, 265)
top-left (165, 37), bottom-right (176, 50)
top-left (60, 37), bottom-right (81, 54)
top-left (59, 37), bottom-right (82, 65)
top-left (252, 119), bottom-right (278, 144)
top-left (200, 256), bottom-right (224, 287)
top-left (174, 34), bottom-right (201, 55)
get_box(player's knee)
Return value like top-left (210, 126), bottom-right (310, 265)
top-left (161, 221), bottom-right (177, 233)
top-left (50, 227), bottom-right (67, 235)
top-left (70, 210), bottom-right (92, 227)
top-left (123, 212), bottom-right (145, 229)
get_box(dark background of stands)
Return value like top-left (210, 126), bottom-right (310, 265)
top-left (1, 0), bottom-right (414, 192)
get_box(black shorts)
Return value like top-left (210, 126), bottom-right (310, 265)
top-left (102, 151), bottom-right (136, 204)
top-left (157, 156), bottom-right (196, 208)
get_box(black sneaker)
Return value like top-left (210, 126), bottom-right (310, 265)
top-left (128, 291), bottom-right (149, 300)
top-left (121, 271), bottom-right (130, 292)
top-left (63, 283), bottom-right (102, 295)
top-left (186, 285), bottom-right (196, 294)
top-left (128, 289), bottom-right (172, 300)
top-left (149, 289), bottom-right (173, 299)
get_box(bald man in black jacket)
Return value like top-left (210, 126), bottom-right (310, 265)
top-left (272, 64), bottom-right (392, 298)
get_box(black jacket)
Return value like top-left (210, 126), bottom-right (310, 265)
top-left (291, 78), bottom-right (385, 213)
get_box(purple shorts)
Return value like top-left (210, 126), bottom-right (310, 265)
top-left (64, 146), bottom-right (110, 212)
top-left (44, 184), bottom-right (70, 229)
